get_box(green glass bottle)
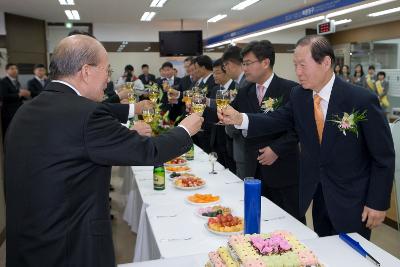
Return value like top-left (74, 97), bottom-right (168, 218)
top-left (153, 164), bottom-right (165, 190)
top-left (186, 144), bottom-right (194, 161)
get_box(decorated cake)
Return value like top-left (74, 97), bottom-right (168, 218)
top-left (205, 231), bottom-right (321, 267)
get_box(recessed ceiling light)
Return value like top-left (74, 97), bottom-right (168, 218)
top-left (326, 0), bottom-right (396, 18)
top-left (150, 0), bottom-right (168, 7)
top-left (59, 0), bottom-right (74, 5)
top-left (232, 0), bottom-right (260, 11)
top-left (141, 11), bottom-right (156, 21)
top-left (368, 6), bottom-right (400, 17)
top-left (335, 19), bottom-right (352, 25)
top-left (207, 14), bottom-right (227, 23)
top-left (64, 10), bottom-right (80, 20)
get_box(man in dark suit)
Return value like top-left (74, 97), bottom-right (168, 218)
top-left (208, 59), bottom-right (236, 172)
top-left (219, 35), bottom-right (395, 239)
top-left (192, 55), bottom-right (216, 153)
top-left (157, 61), bottom-right (183, 122)
top-left (222, 46), bottom-right (250, 179)
top-left (27, 64), bottom-right (50, 98)
top-left (179, 57), bottom-right (196, 92)
top-left (0, 63), bottom-right (31, 138)
top-left (229, 41), bottom-right (302, 221)
top-left (138, 64), bottom-right (156, 85)
top-left (5, 34), bottom-right (204, 267)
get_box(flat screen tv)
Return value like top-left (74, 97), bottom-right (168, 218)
top-left (159, 31), bottom-right (203, 57)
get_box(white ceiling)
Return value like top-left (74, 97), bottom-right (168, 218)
top-left (1, 0), bottom-right (400, 42)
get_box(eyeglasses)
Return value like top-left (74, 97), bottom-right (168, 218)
top-left (241, 60), bottom-right (260, 67)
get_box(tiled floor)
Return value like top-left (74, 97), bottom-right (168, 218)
top-left (0, 168), bottom-right (399, 266)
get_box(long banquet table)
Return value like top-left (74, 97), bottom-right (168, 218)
top-left (118, 233), bottom-right (400, 267)
top-left (122, 145), bottom-right (317, 262)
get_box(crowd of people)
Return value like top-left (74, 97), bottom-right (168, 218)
top-left (0, 33), bottom-right (395, 267)
top-left (334, 63), bottom-right (390, 109)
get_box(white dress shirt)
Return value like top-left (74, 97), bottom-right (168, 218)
top-left (256, 73), bottom-right (274, 101)
top-left (236, 73), bottom-right (335, 134)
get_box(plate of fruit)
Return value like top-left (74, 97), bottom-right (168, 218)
top-left (169, 172), bottom-right (194, 181)
top-left (186, 193), bottom-right (220, 205)
top-left (165, 165), bottom-right (191, 173)
top-left (173, 176), bottom-right (206, 190)
top-left (196, 205), bottom-right (232, 219)
top-left (164, 157), bottom-right (187, 167)
top-left (205, 214), bottom-right (244, 235)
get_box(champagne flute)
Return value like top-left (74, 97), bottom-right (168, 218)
top-left (127, 92), bottom-right (136, 104)
top-left (215, 90), bottom-right (230, 125)
top-left (142, 108), bottom-right (155, 124)
top-left (192, 92), bottom-right (206, 115)
top-left (149, 87), bottom-right (159, 103)
top-left (182, 90), bottom-right (193, 105)
top-left (126, 82), bottom-right (134, 91)
top-left (209, 152), bottom-right (218, 174)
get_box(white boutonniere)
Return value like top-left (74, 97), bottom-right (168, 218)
top-left (330, 110), bottom-right (367, 137)
top-left (261, 96), bottom-right (283, 113)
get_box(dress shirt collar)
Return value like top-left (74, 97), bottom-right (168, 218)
top-left (312, 73), bottom-right (335, 103)
top-left (52, 80), bottom-right (82, 96)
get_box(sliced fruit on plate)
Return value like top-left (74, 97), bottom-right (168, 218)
top-left (187, 193), bottom-right (220, 203)
top-left (207, 214), bottom-right (243, 232)
top-left (165, 166), bottom-right (191, 172)
top-left (165, 157), bottom-right (187, 165)
top-left (174, 176), bottom-right (205, 188)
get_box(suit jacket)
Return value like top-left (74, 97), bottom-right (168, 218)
top-left (27, 77), bottom-right (49, 98)
top-left (157, 76), bottom-right (183, 121)
top-left (139, 73), bottom-right (156, 85)
top-left (179, 75), bottom-right (194, 92)
top-left (225, 74), bottom-right (250, 164)
top-left (103, 81), bottom-right (121, 103)
top-left (232, 75), bottom-right (299, 187)
top-left (5, 82), bottom-right (192, 267)
top-left (0, 76), bottom-right (23, 116)
top-left (245, 76), bottom-right (395, 232)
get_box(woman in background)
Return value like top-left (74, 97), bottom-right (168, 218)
top-left (365, 65), bottom-right (377, 93)
top-left (116, 64), bottom-right (144, 90)
top-left (340, 65), bottom-right (351, 83)
top-left (334, 64), bottom-right (342, 76)
top-left (352, 64), bottom-right (364, 87)
top-left (375, 71), bottom-right (390, 111)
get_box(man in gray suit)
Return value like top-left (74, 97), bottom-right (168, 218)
top-left (222, 46), bottom-right (250, 179)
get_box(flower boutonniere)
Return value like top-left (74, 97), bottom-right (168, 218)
top-left (261, 96), bottom-right (283, 113)
top-left (330, 110), bottom-right (367, 137)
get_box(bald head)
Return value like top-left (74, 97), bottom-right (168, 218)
top-left (49, 35), bottom-right (105, 80)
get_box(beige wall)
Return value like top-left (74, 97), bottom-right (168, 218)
top-left (108, 52), bottom-right (297, 84)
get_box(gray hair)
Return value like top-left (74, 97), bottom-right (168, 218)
top-left (49, 35), bottom-right (100, 79)
top-left (296, 35), bottom-right (335, 67)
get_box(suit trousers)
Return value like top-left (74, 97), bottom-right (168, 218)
top-left (312, 183), bottom-right (371, 240)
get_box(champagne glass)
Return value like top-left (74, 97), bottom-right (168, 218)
top-left (209, 152), bottom-right (218, 174)
top-left (162, 80), bottom-right (170, 92)
top-left (142, 108), bottom-right (155, 124)
top-left (167, 88), bottom-right (180, 103)
top-left (149, 87), bottom-right (159, 103)
top-left (126, 82), bottom-right (134, 91)
top-left (127, 92), bottom-right (136, 104)
top-left (215, 90), bottom-right (230, 125)
top-left (182, 90), bottom-right (193, 105)
top-left (192, 92), bottom-right (206, 115)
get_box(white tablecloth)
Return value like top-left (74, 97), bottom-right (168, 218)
top-left (118, 233), bottom-right (400, 267)
top-left (122, 146), bottom-right (317, 262)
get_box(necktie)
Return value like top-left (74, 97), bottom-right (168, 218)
top-left (41, 80), bottom-right (45, 87)
top-left (256, 84), bottom-right (265, 105)
top-left (313, 94), bottom-right (324, 144)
